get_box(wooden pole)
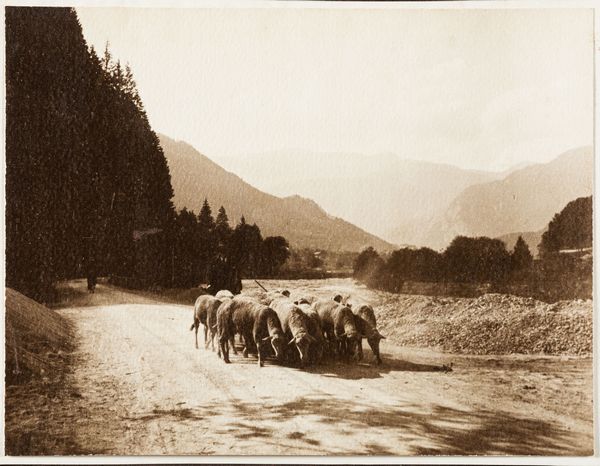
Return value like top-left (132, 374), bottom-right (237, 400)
top-left (254, 279), bottom-right (268, 292)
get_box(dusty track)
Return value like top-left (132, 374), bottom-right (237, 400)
top-left (51, 280), bottom-right (592, 456)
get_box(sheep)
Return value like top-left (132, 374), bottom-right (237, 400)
top-left (298, 302), bottom-right (326, 364)
top-left (293, 295), bottom-right (318, 305)
top-left (216, 299), bottom-right (239, 363)
top-left (205, 292), bottom-right (234, 351)
top-left (264, 289), bottom-right (290, 305)
top-left (313, 299), bottom-right (361, 362)
top-left (190, 295), bottom-right (222, 349)
top-left (215, 289), bottom-right (234, 299)
top-left (347, 299), bottom-right (385, 365)
top-left (218, 297), bottom-right (285, 367)
top-left (271, 297), bottom-right (315, 367)
top-left (253, 305), bottom-right (286, 367)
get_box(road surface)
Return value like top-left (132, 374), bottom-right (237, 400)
top-left (52, 280), bottom-right (593, 456)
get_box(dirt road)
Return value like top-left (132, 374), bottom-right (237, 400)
top-left (51, 280), bottom-right (593, 456)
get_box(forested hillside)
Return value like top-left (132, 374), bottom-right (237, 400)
top-left (6, 7), bottom-right (175, 300)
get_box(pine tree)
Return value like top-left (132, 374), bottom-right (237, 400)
top-left (196, 199), bottom-right (216, 282)
top-left (198, 199), bottom-right (215, 230)
top-left (215, 206), bottom-right (232, 257)
top-left (511, 236), bottom-right (533, 272)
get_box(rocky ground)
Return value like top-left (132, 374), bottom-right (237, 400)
top-left (243, 278), bottom-right (593, 356)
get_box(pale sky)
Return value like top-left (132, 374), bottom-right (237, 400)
top-left (76, 6), bottom-right (593, 172)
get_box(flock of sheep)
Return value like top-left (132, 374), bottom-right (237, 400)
top-left (190, 288), bottom-right (386, 368)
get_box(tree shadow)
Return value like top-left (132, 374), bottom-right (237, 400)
top-left (108, 390), bottom-right (590, 456)
top-left (182, 396), bottom-right (591, 456)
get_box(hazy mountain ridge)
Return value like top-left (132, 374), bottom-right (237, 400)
top-left (159, 135), bottom-right (395, 252)
top-left (215, 151), bottom-right (504, 245)
top-left (423, 146), bottom-right (593, 249)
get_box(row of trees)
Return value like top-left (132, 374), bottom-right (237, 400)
top-left (354, 235), bottom-right (532, 291)
top-left (355, 195), bottom-right (592, 297)
top-left (6, 7), bottom-right (289, 301)
top-left (168, 200), bottom-right (290, 288)
top-left (7, 7), bottom-right (175, 300)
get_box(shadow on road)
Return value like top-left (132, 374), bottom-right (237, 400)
top-left (130, 395), bottom-right (589, 456)
top-left (298, 350), bottom-right (452, 380)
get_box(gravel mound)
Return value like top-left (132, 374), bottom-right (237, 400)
top-left (5, 288), bottom-right (75, 384)
top-left (375, 293), bottom-right (592, 355)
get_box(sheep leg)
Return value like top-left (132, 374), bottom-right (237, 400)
top-left (230, 335), bottom-right (238, 355)
top-left (357, 338), bottom-right (364, 361)
top-left (194, 322), bottom-right (199, 349)
top-left (203, 324), bottom-right (209, 349)
top-left (242, 334), bottom-right (249, 358)
top-left (220, 336), bottom-right (230, 364)
top-left (257, 342), bottom-right (264, 367)
top-left (210, 329), bottom-right (215, 351)
top-left (242, 332), bottom-right (251, 358)
top-left (368, 337), bottom-right (382, 365)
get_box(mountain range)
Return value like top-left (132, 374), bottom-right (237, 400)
top-left (213, 151), bottom-right (502, 246)
top-left (423, 146), bottom-right (593, 249)
top-left (158, 134), bottom-right (395, 252)
top-left (161, 134), bottom-right (593, 254)
top-left (214, 147), bottom-right (593, 250)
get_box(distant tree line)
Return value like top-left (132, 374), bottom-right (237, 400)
top-left (5, 7), bottom-right (289, 301)
top-left (354, 236), bottom-right (530, 292)
top-left (355, 196), bottom-right (592, 301)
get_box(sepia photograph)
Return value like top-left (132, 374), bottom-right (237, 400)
top-left (3, 1), bottom-right (596, 459)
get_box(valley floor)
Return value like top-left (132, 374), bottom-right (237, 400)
top-left (5, 279), bottom-right (594, 456)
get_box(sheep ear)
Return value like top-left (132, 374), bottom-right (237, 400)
top-left (288, 337), bottom-right (296, 345)
top-left (378, 332), bottom-right (386, 340)
top-left (347, 303), bottom-right (352, 309)
top-left (262, 336), bottom-right (271, 341)
top-left (293, 300), bottom-right (299, 305)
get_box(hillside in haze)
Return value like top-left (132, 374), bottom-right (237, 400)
top-left (424, 147), bottom-right (593, 249)
top-left (214, 151), bottom-right (504, 246)
top-left (158, 135), bottom-right (395, 252)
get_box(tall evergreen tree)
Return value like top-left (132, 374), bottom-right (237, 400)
top-left (172, 209), bottom-right (199, 287)
top-left (198, 199), bottom-right (215, 230)
top-left (511, 236), bottom-right (533, 272)
top-left (6, 7), bottom-right (176, 299)
top-left (215, 206), bottom-right (232, 257)
top-left (196, 199), bottom-right (216, 282)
